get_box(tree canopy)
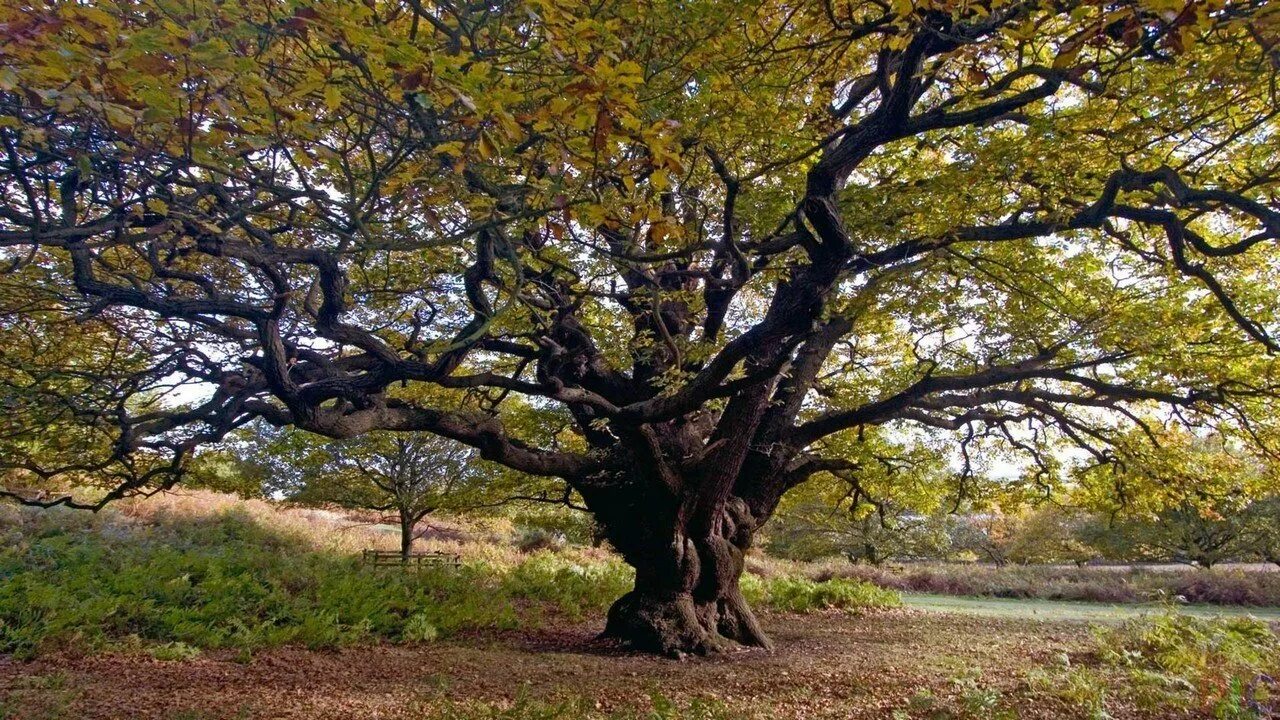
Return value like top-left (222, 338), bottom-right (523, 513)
top-left (3, 0), bottom-right (1280, 654)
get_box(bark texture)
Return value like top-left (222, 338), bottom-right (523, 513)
top-left (399, 513), bottom-right (415, 562)
top-left (594, 487), bottom-right (772, 656)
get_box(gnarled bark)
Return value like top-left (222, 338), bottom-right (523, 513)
top-left (594, 491), bottom-right (772, 657)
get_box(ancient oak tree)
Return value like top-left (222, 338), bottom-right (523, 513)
top-left (2, 0), bottom-right (1280, 655)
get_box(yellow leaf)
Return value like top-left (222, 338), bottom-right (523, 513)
top-left (78, 6), bottom-right (119, 32)
top-left (435, 141), bottom-right (465, 157)
top-left (103, 104), bottom-right (135, 130)
top-left (650, 168), bottom-right (670, 192)
top-left (477, 130), bottom-right (499, 160)
top-left (324, 85), bottom-right (342, 111)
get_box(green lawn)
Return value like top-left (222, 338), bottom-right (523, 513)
top-left (903, 592), bottom-right (1280, 622)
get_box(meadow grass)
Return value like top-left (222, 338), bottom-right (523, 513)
top-left (797, 559), bottom-right (1280, 607)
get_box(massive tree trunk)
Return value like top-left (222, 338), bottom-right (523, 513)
top-left (592, 485), bottom-right (773, 657)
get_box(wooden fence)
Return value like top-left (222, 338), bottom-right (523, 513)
top-left (361, 549), bottom-right (461, 569)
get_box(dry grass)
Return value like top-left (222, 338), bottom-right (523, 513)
top-left (108, 489), bottom-right (616, 569)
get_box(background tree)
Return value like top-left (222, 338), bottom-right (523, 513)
top-left (3, 0), bottom-right (1280, 655)
top-left (1240, 496), bottom-right (1280, 567)
top-left (767, 433), bottom-right (957, 564)
top-left (182, 447), bottom-right (272, 499)
top-left (1075, 428), bottom-right (1279, 567)
top-left (254, 428), bottom-right (479, 560)
top-left (767, 498), bottom-right (957, 565)
top-left (1004, 506), bottom-right (1100, 566)
top-left (1126, 503), bottom-right (1251, 568)
top-left (949, 509), bottom-right (1021, 566)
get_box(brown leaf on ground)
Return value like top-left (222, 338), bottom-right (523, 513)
top-left (0, 612), bottom-right (1188, 720)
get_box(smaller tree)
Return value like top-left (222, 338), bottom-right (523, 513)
top-left (1004, 507), bottom-right (1100, 567)
top-left (765, 433), bottom-right (959, 565)
top-left (1241, 497), bottom-right (1280, 568)
top-left (1074, 515), bottom-right (1142, 564)
top-left (255, 429), bottom-right (479, 560)
top-left (950, 510), bottom-right (1021, 567)
top-left (1124, 504), bottom-right (1250, 569)
top-left (768, 501), bottom-right (953, 565)
top-left (183, 448), bottom-right (272, 499)
top-left (846, 508), bottom-right (955, 566)
top-left (1072, 429), bottom-right (1278, 568)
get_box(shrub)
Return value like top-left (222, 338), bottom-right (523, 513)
top-left (402, 613), bottom-right (440, 643)
top-left (504, 552), bottom-right (633, 621)
top-left (515, 528), bottom-right (568, 554)
top-left (1169, 570), bottom-right (1280, 606)
top-left (510, 509), bottom-right (600, 547)
top-left (147, 641), bottom-right (202, 661)
top-left (747, 577), bottom-right (902, 613)
top-left (1025, 611), bottom-right (1280, 718)
top-left (1027, 666), bottom-right (1110, 720)
top-left (1093, 611), bottom-right (1280, 716)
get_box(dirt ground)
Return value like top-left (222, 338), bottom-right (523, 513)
top-left (0, 610), bottom-right (1187, 720)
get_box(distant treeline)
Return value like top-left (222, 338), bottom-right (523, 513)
top-left (765, 498), bottom-right (1280, 570)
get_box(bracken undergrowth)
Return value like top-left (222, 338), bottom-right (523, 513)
top-left (0, 494), bottom-right (897, 659)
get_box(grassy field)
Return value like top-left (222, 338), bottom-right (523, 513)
top-left (902, 594), bottom-right (1280, 623)
top-left (805, 561), bottom-right (1280, 607)
top-left (2, 492), bottom-right (1279, 719)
